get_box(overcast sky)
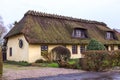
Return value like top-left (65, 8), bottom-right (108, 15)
top-left (0, 0), bottom-right (120, 29)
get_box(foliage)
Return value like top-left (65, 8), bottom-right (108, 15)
top-left (34, 59), bottom-right (80, 69)
top-left (50, 46), bottom-right (71, 62)
top-left (0, 16), bottom-right (7, 45)
top-left (68, 59), bottom-right (79, 64)
top-left (110, 50), bottom-right (120, 67)
top-left (81, 50), bottom-right (111, 71)
top-left (35, 59), bottom-right (44, 63)
top-left (0, 48), bottom-right (3, 75)
top-left (41, 51), bottom-right (51, 62)
top-left (4, 61), bottom-right (31, 66)
top-left (57, 59), bottom-right (80, 69)
top-left (87, 39), bottom-right (106, 50)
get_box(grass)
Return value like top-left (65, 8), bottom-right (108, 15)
top-left (68, 59), bottom-right (79, 64)
top-left (4, 61), bottom-right (31, 66)
top-left (3, 62), bottom-right (41, 70)
top-left (35, 62), bottom-right (58, 67)
top-left (4, 59), bottom-right (79, 69)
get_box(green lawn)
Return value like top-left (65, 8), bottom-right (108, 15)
top-left (35, 62), bottom-right (59, 67)
top-left (4, 59), bottom-right (79, 69)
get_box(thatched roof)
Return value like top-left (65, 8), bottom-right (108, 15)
top-left (4, 10), bottom-right (120, 45)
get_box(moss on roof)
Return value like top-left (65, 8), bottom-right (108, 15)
top-left (4, 10), bottom-right (120, 45)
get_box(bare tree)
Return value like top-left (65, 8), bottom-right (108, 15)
top-left (7, 23), bottom-right (13, 31)
top-left (0, 16), bottom-right (7, 46)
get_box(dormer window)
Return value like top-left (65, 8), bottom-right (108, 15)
top-left (72, 28), bottom-right (87, 38)
top-left (106, 31), bottom-right (115, 40)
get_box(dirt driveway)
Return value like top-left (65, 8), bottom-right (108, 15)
top-left (2, 63), bottom-right (120, 80)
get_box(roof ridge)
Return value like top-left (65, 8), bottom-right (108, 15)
top-left (25, 10), bottom-right (107, 26)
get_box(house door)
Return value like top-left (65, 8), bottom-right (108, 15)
top-left (2, 52), bottom-right (7, 61)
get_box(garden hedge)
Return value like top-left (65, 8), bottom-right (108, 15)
top-left (80, 50), bottom-right (120, 71)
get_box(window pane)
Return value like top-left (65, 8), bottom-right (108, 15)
top-left (80, 45), bottom-right (85, 53)
top-left (41, 45), bottom-right (48, 51)
top-left (72, 45), bottom-right (77, 54)
top-left (106, 32), bottom-right (114, 39)
top-left (45, 46), bottom-right (48, 50)
top-left (73, 29), bottom-right (86, 38)
top-left (9, 47), bottom-right (12, 56)
top-left (76, 30), bottom-right (81, 37)
top-left (106, 32), bottom-right (111, 39)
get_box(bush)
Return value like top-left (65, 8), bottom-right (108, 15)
top-left (57, 61), bottom-right (75, 69)
top-left (81, 50), bottom-right (111, 71)
top-left (87, 39), bottom-right (105, 50)
top-left (57, 59), bottom-right (80, 69)
top-left (41, 51), bottom-right (51, 62)
top-left (50, 46), bottom-right (71, 62)
top-left (110, 50), bottom-right (120, 67)
top-left (35, 59), bottom-right (44, 63)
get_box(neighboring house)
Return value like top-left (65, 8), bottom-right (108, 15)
top-left (4, 10), bottom-right (120, 63)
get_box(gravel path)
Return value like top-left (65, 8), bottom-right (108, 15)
top-left (2, 67), bottom-right (84, 80)
top-left (2, 67), bottom-right (120, 80)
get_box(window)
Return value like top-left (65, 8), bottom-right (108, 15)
top-left (41, 45), bottom-right (48, 51)
top-left (106, 32), bottom-right (114, 39)
top-left (80, 45), bottom-right (86, 53)
top-left (73, 28), bottom-right (87, 38)
top-left (105, 45), bottom-right (109, 50)
top-left (19, 39), bottom-right (23, 48)
top-left (9, 47), bottom-right (12, 56)
top-left (72, 45), bottom-right (77, 54)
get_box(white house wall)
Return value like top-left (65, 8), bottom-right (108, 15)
top-left (28, 44), bottom-right (41, 63)
top-left (7, 34), bottom-right (29, 62)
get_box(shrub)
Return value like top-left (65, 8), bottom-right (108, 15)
top-left (41, 51), bottom-right (51, 62)
top-left (50, 46), bottom-right (71, 62)
top-left (57, 61), bottom-right (75, 69)
top-left (81, 50), bottom-right (111, 71)
top-left (87, 39), bottom-right (105, 50)
top-left (57, 59), bottom-right (80, 69)
top-left (110, 50), bottom-right (120, 67)
top-left (35, 59), bottom-right (44, 63)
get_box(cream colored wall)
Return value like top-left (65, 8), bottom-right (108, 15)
top-left (66, 45), bottom-right (82, 59)
top-left (108, 45), bottom-right (118, 51)
top-left (48, 45), bottom-right (60, 52)
top-left (114, 45), bottom-right (118, 50)
top-left (108, 46), bottom-right (111, 51)
top-left (7, 34), bottom-right (29, 62)
top-left (28, 44), bottom-right (41, 63)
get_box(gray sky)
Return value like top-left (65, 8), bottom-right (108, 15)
top-left (0, 0), bottom-right (120, 29)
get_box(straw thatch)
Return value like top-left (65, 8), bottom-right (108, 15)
top-left (4, 10), bottom-right (120, 45)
